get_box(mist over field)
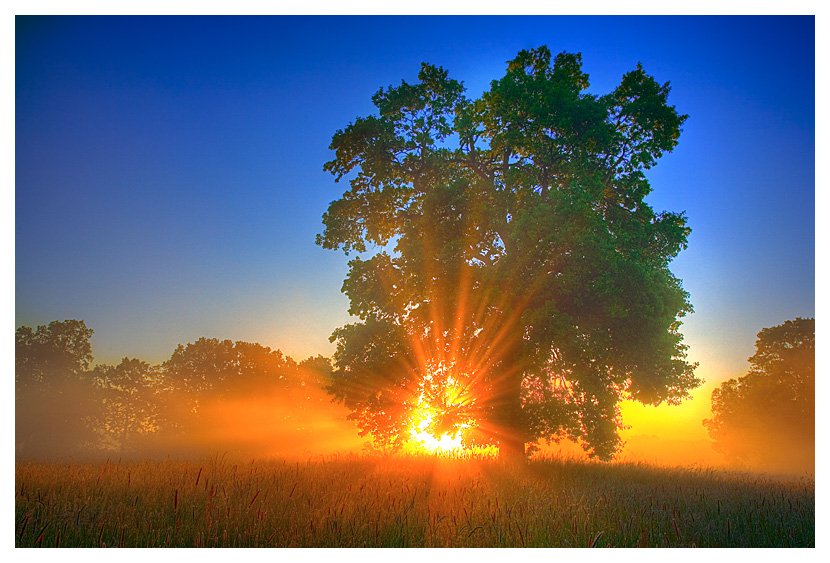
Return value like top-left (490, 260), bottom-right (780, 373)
top-left (15, 350), bottom-right (813, 477)
top-left (15, 323), bottom-right (815, 549)
top-left (15, 339), bottom-right (365, 462)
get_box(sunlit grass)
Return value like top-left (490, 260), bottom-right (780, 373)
top-left (15, 455), bottom-right (813, 547)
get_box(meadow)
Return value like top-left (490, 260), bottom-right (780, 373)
top-left (15, 455), bottom-right (814, 548)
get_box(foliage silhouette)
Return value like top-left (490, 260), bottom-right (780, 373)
top-left (88, 358), bottom-right (165, 452)
top-left (163, 337), bottom-right (328, 400)
top-left (15, 320), bottom-right (99, 457)
top-left (16, 319), bottom-right (93, 389)
top-left (704, 318), bottom-right (814, 472)
top-left (319, 46), bottom-right (699, 459)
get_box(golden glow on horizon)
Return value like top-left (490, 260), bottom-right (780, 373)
top-left (535, 379), bottom-right (724, 467)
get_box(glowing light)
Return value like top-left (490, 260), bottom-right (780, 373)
top-left (408, 408), bottom-right (468, 453)
top-left (401, 361), bottom-right (498, 457)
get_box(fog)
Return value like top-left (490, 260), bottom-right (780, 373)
top-left (16, 320), bottom-right (813, 473)
top-left (174, 385), bottom-right (367, 459)
top-left (16, 375), bottom-right (813, 476)
top-left (15, 333), bottom-right (370, 463)
top-left (16, 376), bottom-right (367, 463)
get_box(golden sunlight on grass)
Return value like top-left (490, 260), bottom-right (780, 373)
top-left (16, 456), bottom-right (814, 547)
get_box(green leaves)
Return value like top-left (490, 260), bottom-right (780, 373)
top-left (319, 46), bottom-right (697, 459)
top-left (604, 64), bottom-right (688, 172)
top-left (372, 63), bottom-right (464, 142)
top-left (324, 116), bottom-right (401, 182)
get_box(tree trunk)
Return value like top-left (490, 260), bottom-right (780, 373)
top-left (492, 341), bottom-right (527, 461)
top-left (499, 432), bottom-right (526, 460)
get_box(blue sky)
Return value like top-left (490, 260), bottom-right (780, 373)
top-left (16, 16), bottom-right (814, 382)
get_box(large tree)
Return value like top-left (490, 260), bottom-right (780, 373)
top-left (319, 46), bottom-right (699, 459)
top-left (704, 318), bottom-right (814, 471)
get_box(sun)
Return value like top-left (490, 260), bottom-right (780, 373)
top-left (401, 361), bottom-right (498, 457)
top-left (408, 414), bottom-right (466, 453)
top-left (406, 389), bottom-right (469, 454)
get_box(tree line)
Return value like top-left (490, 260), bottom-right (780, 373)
top-left (15, 320), bottom-right (334, 459)
top-left (16, 317), bottom-right (814, 470)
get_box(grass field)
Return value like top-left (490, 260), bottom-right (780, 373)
top-left (15, 455), bottom-right (814, 548)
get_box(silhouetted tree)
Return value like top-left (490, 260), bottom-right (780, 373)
top-left (15, 321), bottom-right (342, 458)
top-left (88, 358), bottom-right (165, 452)
top-left (16, 319), bottom-right (93, 389)
top-left (704, 318), bottom-right (814, 471)
top-left (159, 338), bottom-right (340, 455)
top-left (15, 320), bottom-right (99, 458)
top-left (296, 355), bottom-right (335, 405)
top-left (161, 338), bottom-right (318, 436)
top-left (319, 46), bottom-right (699, 459)
top-left (164, 337), bottom-right (299, 399)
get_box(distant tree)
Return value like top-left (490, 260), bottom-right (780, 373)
top-left (160, 338), bottom-right (340, 455)
top-left (15, 321), bottom-right (340, 458)
top-left (15, 320), bottom-right (99, 458)
top-left (704, 318), bottom-right (814, 470)
top-left (164, 337), bottom-right (299, 399)
top-left (298, 355), bottom-right (334, 388)
top-left (319, 45), bottom-right (699, 459)
top-left (162, 337), bottom-right (311, 439)
top-left (164, 337), bottom-right (239, 397)
top-left (15, 319), bottom-right (93, 389)
top-left (88, 358), bottom-right (165, 452)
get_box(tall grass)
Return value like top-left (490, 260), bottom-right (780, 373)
top-left (15, 455), bottom-right (814, 547)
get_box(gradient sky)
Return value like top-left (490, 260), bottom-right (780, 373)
top-left (16, 16), bottom-right (814, 390)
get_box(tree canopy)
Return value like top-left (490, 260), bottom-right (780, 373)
top-left (165, 337), bottom-right (300, 398)
top-left (704, 318), bottom-right (814, 471)
top-left (15, 319), bottom-right (93, 389)
top-left (319, 46), bottom-right (699, 459)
